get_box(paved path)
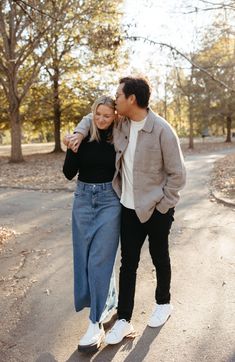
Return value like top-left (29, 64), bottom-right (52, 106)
top-left (0, 149), bottom-right (234, 362)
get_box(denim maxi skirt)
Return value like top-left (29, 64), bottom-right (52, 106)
top-left (72, 181), bottom-right (121, 323)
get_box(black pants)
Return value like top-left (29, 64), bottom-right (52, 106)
top-left (117, 205), bottom-right (175, 321)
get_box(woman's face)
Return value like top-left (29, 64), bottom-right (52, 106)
top-left (94, 104), bottom-right (115, 130)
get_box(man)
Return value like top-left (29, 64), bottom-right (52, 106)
top-left (67, 76), bottom-right (186, 345)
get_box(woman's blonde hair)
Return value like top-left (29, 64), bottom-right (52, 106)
top-left (89, 95), bottom-right (116, 142)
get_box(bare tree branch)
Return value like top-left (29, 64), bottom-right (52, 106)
top-left (16, 22), bottom-right (52, 69)
top-left (199, 0), bottom-right (235, 8)
top-left (183, 6), bottom-right (230, 14)
top-left (0, 5), bottom-right (10, 59)
top-left (13, 0), bottom-right (34, 21)
top-left (44, 65), bottom-right (53, 79)
top-left (183, 0), bottom-right (235, 13)
top-left (13, 0), bottom-right (57, 20)
top-left (18, 48), bottom-right (50, 102)
top-left (126, 36), bottom-right (235, 93)
top-left (15, 14), bottom-right (31, 42)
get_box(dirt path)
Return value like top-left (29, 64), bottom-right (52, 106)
top-left (0, 148), bottom-right (235, 362)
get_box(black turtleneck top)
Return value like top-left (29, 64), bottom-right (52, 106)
top-left (63, 128), bottom-right (116, 183)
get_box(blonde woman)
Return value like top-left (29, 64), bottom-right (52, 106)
top-left (63, 96), bottom-right (121, 352)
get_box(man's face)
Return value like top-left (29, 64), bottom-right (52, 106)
top-left (115, 83), bottom-right (131, 116)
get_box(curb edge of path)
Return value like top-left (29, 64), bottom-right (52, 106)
top-left (210, 189), bottom-right (235, 208)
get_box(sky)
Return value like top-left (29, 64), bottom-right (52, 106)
top-left (122, 0), bottom-right (217, 76)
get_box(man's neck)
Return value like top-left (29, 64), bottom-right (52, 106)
top-left (128, 107), bottom-right (148, 122)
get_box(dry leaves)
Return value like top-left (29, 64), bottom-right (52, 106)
top-left (0, 152), bottom-right (75, 191)
top-left (181, 140), bottom-right (234, 154)
top-left (0, 227), bottom-right (16, 245)
top-left (211, 153), bottom-right (235, 201)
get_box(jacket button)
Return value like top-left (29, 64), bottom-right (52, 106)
top-left (119, 150), bottom-right (122, 153)
top-left (125, 136), bottom-right (128, 139)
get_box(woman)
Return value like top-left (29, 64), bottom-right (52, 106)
top-left (63, 96), bottom-right (121, 352)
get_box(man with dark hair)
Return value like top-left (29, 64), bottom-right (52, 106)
top-left (118, 76), bottom-right (151, 108)
top-left (66, 76), bottom-right (186, 345)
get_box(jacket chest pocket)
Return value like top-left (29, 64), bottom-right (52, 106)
top-left (139, 148), bottom-right (163, 174)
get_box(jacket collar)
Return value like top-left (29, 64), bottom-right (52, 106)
top-left (142, 108), bottom-right (155, 133)
top-left (121, 108), bottom-right (155, 133)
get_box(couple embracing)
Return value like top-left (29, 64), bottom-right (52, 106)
top-left (63, 76), bottom-right (186, 352)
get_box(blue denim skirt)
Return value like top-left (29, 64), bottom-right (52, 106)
top-left (72, 181), bottom-right (121, 323)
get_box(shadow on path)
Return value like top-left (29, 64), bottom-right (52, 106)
top-left (123, 327), bottom-right (162, 362)
top-left (35, 352), bottom-right (58, 362)
top-left (66, 325), bottom-right (163, 362)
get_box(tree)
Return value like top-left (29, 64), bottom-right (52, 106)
top-left (42, 0), bottom-right (124, 152)
top-left (0, 0), bottom-right (60, 161)
top-left (21, 76), bottom-right (106, 143)
top-left (190, 29), bottom-right (235, 142)
top-left (0, 0), bottom-right (124, 161)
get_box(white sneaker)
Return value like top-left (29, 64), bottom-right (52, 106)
top-left (105, 319), bottom-right (134, 345)
top-left (78, 321), bottom-right (105, 352)
top-left (148, 303), bottom-right (173, 328)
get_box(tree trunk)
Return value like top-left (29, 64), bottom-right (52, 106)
top-left (225, 115), bottom-right (232, 143)
top-left (52, 67), bottom-right (62, 152)
top-left (188, 98), bottom-right (194, 149)
top-left (9, 102), bottom-right (24, 163)
top-left (164, 82), bottom-right (167, 120)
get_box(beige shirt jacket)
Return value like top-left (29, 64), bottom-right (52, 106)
top-left (75, 108), bottom-right (186, 223)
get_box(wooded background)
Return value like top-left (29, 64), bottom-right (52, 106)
top-left (0, 0), bottom-right (234, 162)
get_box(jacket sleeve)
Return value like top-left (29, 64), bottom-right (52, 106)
top-left (63, 149), bottom-right (79, 180)
top-left (74, 113), bottom-right (92, 136)
top-left (156, 127), bottom-right (186, 214)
